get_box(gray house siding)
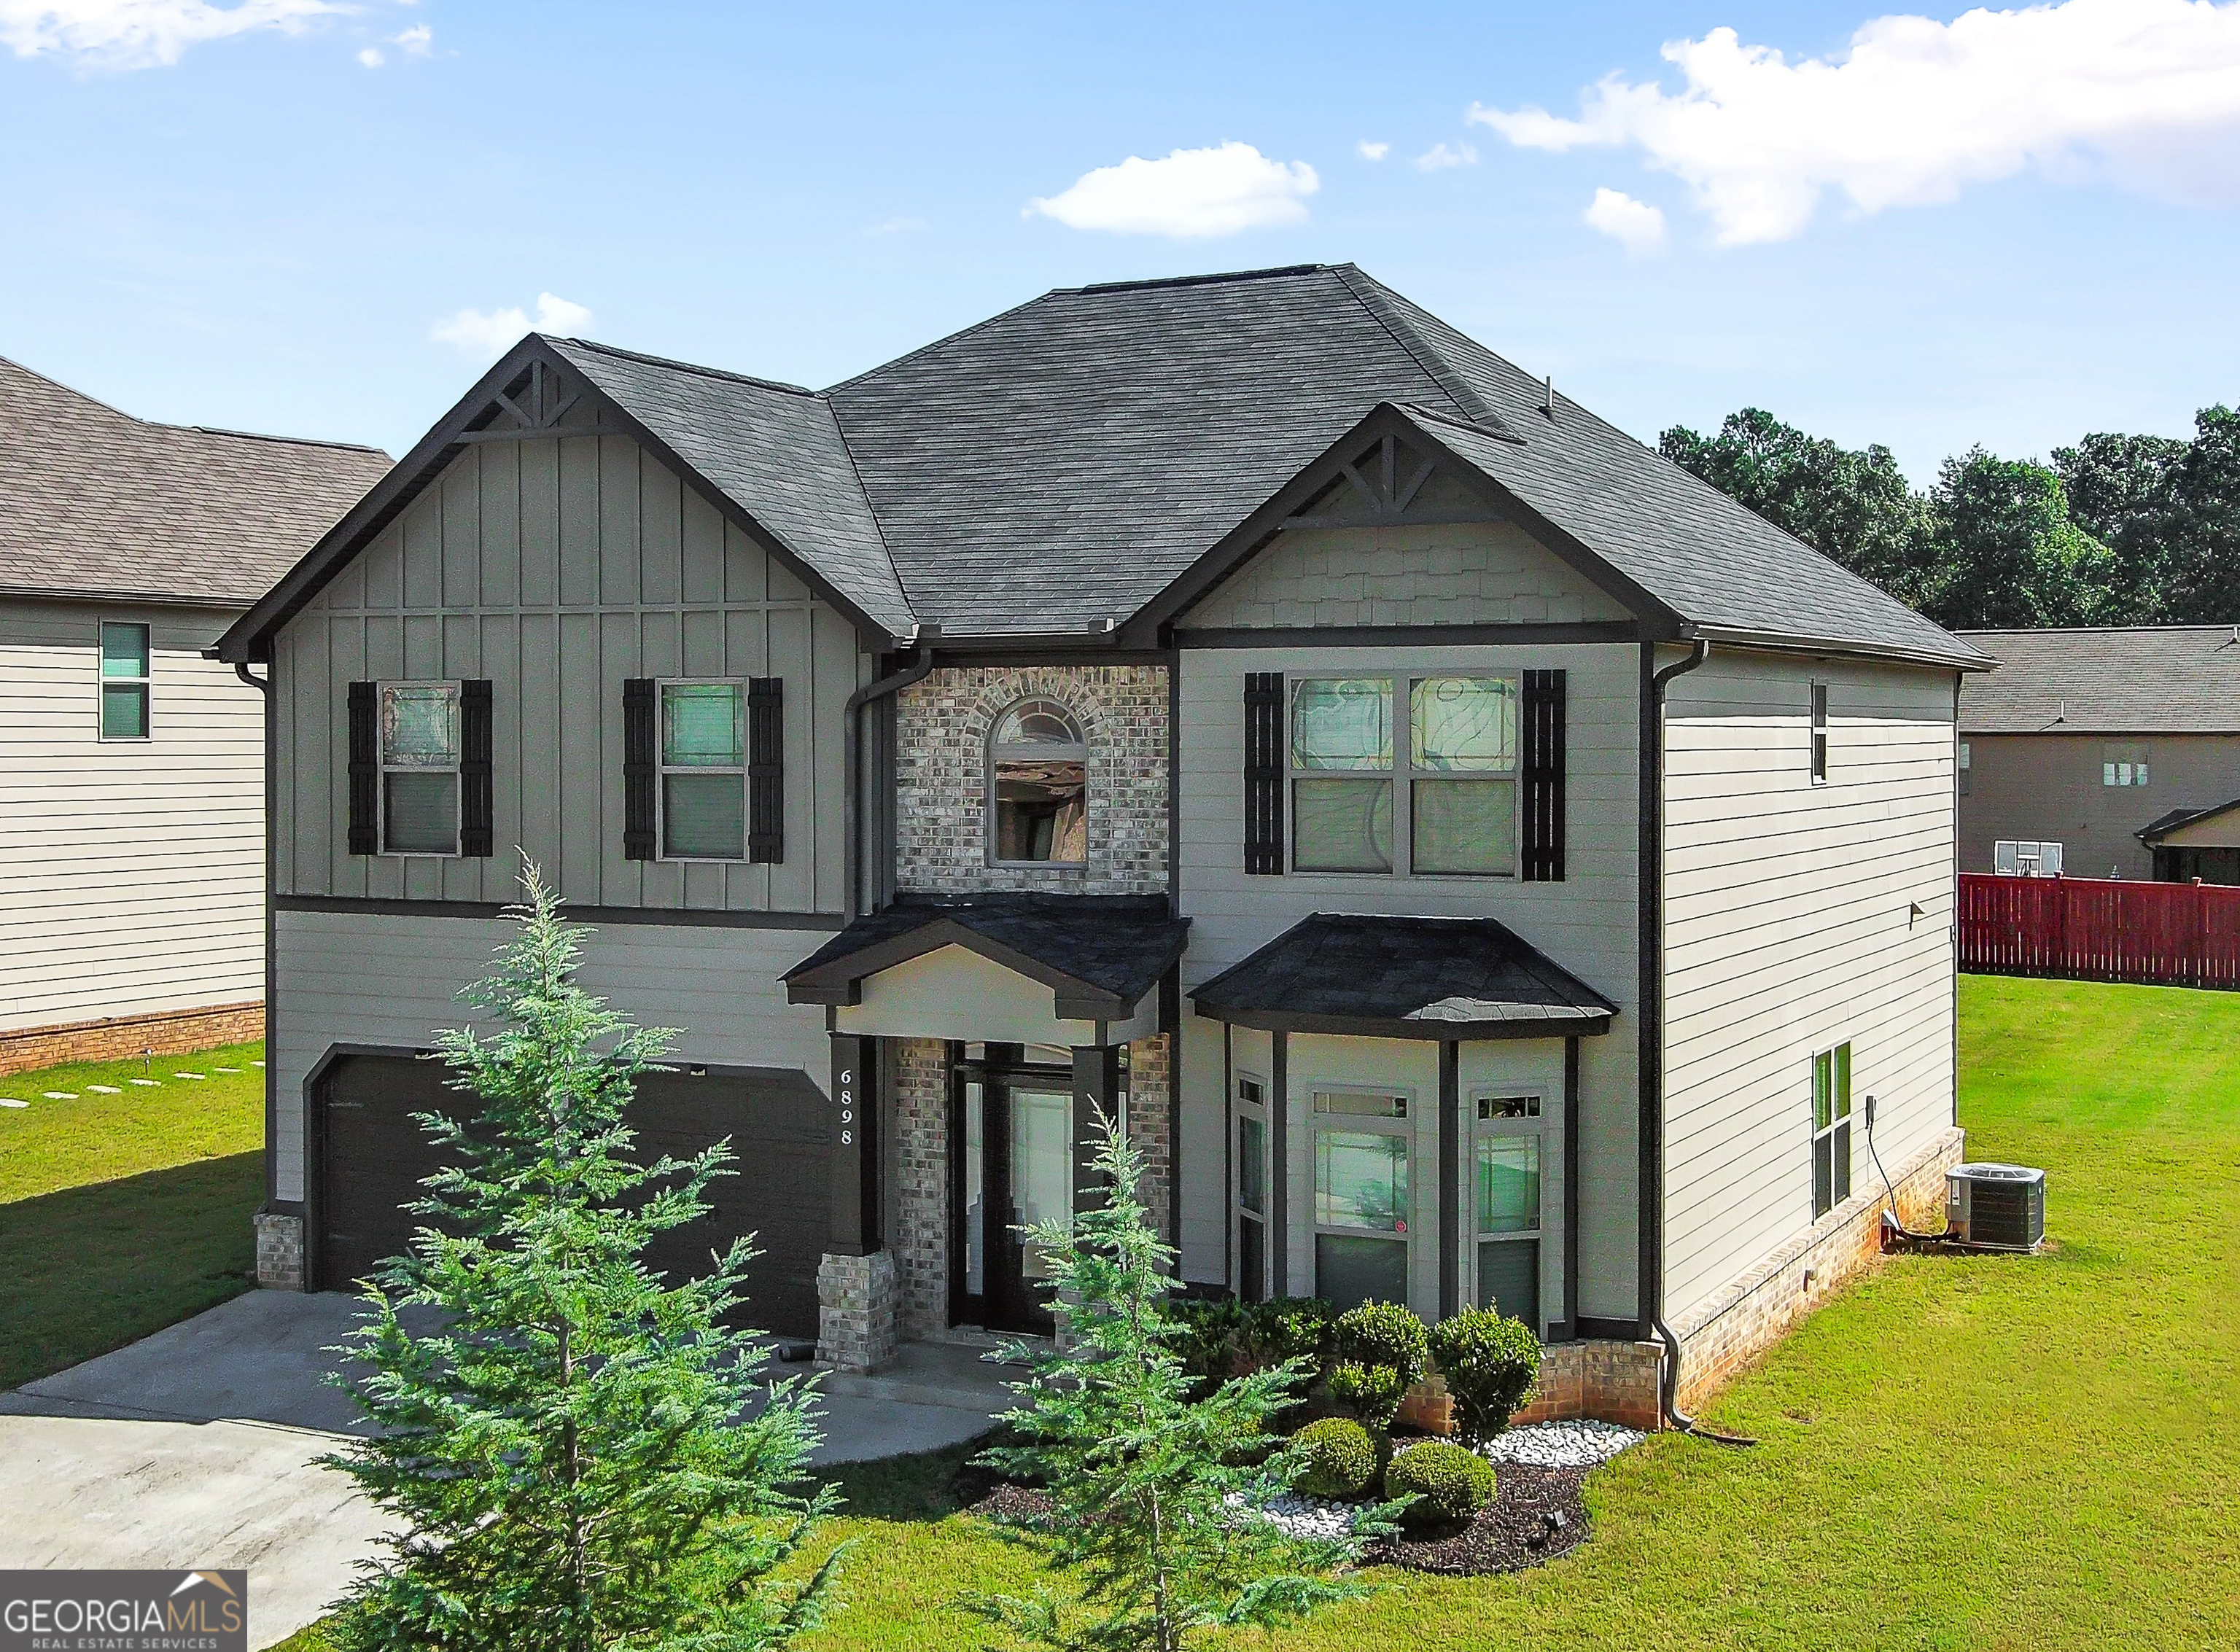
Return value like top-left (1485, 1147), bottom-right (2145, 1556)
top-left (1174, 637), bottom-right (1642, 1317)
top-left (1957, 730), bottom-right (2240, 879)
top-left (271, 424), bottom-right (867, 913)
top-left (1660, 649), bottom-right (1959, 1324)
top-left (0, 597), bottom-right (263, 1033)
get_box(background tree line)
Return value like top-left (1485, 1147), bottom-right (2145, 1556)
top-left (1659, 405), bottom-right (2240, 630)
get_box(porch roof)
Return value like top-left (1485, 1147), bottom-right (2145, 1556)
top-left (781, 893), bottom-right (1189, 1021)
top-left (1190, 912), bottom-right (1617, 1041)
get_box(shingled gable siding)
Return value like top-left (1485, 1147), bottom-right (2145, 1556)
top-left (271, 418), bottom-right (868, 913)
top-left (1172, 640), bottom-right (1642, 1318)
top-left (1659, 649), bottom-right (1960, 1326)
top-left (892, 665), bottom-right (1168, 895)
top-left (0, 599), bottom-right (265, 1034)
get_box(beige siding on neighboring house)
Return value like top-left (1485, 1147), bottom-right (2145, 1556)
top-left (1660, 649), bottom-right (1958, 1325)
top-left (269, 906), bottom-right (833, 1203)
top-left (0, 598), bottom-right (261, 1032)
top-left (273, 424), bottom-right (868, 913)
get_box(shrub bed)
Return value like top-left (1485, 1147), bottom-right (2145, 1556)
top-left (1385, 1439), bottom-right (1496, 1527)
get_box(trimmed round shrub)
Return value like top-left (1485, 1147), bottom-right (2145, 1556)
top-left (1326, 1360), bottom-right (1407, 1430)
top-left (1426, 1308), bottom-right (1544, 1447)
top-left (1331, 1301), bottom-right (1428, 1392)
top-left (1384, 1439), bottom-right (1496, 1527)
top-left (1290, 1417), bottom-right (1378, 1499)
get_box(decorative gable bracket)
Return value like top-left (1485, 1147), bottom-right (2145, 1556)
top-left (1280, 431), bottom-right (1495, 531)
top-left (455, 357), bottom-right (627, 444)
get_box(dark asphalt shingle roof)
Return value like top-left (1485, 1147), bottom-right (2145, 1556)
top-left (0, 354), bottom-right (391, 607)
top-left (2138, 799), bottom-right (2240, 843)
top-left (1958, 627), bottom-right (2240, 734)
top-left (546, 340), bottom-right (912, 636)
top-left (1191, 913), bottom-right (1617, 1040)
top-left (782, 893), bottom-right (1189, 1013)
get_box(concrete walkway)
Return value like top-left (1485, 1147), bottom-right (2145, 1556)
top-left (0, 1290), bottom-right (1008, 1649)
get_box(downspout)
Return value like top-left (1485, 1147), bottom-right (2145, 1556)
top-left (1638, 636), bottom-right (1743, 1439)
top-left (233, 661), bottom-right (281, 1212)
top-left (843, 626), bottom-right (936, 921)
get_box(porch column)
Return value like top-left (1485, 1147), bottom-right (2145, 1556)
top-left (1269, 1030), bottom-right (1288, 1297)
top-left (1439, 1040), bottom-right (1461, 1318)
top-left (1563, 1035), bottom-right (1582, 1342)
top-left (1072, 1042), bottom-right (1121, 1216)
top-left (817, 1032), bottom-right (895, 1373)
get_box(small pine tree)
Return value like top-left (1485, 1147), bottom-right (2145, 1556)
top-left (319, 862), bottom-right (839, 1652)
top-left (965, 1105), bottom-right (1393, 1652)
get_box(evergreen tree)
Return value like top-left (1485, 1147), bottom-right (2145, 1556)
top-left (965, 1107), bottom-right (1395, 1652)
top-left (320, 862), bottom-right (839, 1652)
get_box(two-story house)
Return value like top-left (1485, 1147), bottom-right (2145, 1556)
top-left (216, 265), bottom-right (1984, 1425)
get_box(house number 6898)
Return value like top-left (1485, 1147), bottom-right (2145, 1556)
top-left (838, 1067), bottom-right (854, 1146)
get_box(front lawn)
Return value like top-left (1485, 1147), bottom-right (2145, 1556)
top-left (0, 1040), bottom-right (265, 1390)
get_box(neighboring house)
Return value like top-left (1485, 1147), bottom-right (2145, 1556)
top-left (1958, 626), bottom-right (2240, 883)
top-left (0, 356), bottom-right (389, 1075)
top-left (217, 264), bottom-right (1982, 1425)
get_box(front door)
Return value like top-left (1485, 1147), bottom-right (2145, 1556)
top-left (954, 1049), bottom-right (1075, 1334)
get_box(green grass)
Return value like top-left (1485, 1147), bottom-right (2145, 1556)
top-left (0, 1040), bottom-right (265, 1390)
top-left (272, 980), bottom-right (2240, 1649)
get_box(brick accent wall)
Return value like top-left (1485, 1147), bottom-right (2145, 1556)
top-left (890, 1037), bottom-right (950, 1339)
top-left (894, 665), bottom-right (1167, 895)
top-left (1509, 1341), bottom-right (1666, 1432)
top-left (1126, 1034), bottom-right (1171, 1247)
top-left (254, 1207), bottom-right (305, 1290)
top-left (0, 1000), bottom-right (264, 1078)
top-left (816, 1250), bottom-right (898, 1373)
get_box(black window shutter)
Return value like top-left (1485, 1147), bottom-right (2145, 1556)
top-left (1243, 671), bottom-right (1285, 875)
top-left (1522, 668), bottom-right (1567, 882)
top-left (622, 677), bottom-right (656, 860)
top-left (346, 680), bottom-right (378, 856)
top-left (460, 679), bottom-right (494, 858)
top-left (748, 676), bottom-right (784, 864)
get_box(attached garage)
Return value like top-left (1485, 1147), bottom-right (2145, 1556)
top-left (314, 1053), bottom-right (833, 1336)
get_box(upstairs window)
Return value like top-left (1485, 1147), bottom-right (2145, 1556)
top-left (989, 698), bottom-right (1086, 865)
top-left (1812, 1043), bottom-right (1853, 1220)
top-left (1290, 674), bottom-right (1518, 876)
top-left (380, 682), bottom-right (461, 855)
top-left (661, 681), bottom-right (747, 860)
top-left (1810, 682), bottom-right (1829, 783)
top-left (2102, 743), bottom-right (2150, 788)
top-left (98, 621), bottom-right (150, 740)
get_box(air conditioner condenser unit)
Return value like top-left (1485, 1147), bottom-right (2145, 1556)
top-left (1945, 1163), bottom-right (2046, 1252)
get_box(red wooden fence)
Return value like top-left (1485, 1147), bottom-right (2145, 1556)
top-left (1958, 873), bottom-right (2240, 990)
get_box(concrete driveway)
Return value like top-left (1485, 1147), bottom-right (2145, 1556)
top-left (0, 1290), bottom-right (1005, 1649)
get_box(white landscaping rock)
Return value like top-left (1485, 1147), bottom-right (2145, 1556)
top-left (1224, 1490), bottom-right (1361, 1541)
top-left (1479, 1419), bottom-right (1644, 1468)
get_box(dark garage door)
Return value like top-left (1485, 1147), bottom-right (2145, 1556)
top-left (317, 1055), bottom-right (833, 1337)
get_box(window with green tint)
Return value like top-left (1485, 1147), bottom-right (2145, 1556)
top-left (379, 682), bottom-right (461, 854)
top-left (1291, 679), bottom-right (1391, 769)
top-left (660, 682), bottom-right (746, 860)
top-left (98, 622), bottom-right (150, 739)
top-left (1293, 776), bottom-right (1393, 871)
top-left (1315, 1129), bottom-right (1408, 1233)
top-left (1411, 676), bottom-right (1515, 771)
top-left (1412, 777), bottom-right (1517, 875)
top-left (1812, 1043), bottom-right (1853, 1219)
top-left (661, 682), bottom-right (744, 766)
top-left (1476, 1136), bottom-right (1540, 1234)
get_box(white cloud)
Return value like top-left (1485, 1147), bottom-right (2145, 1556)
top-left (431, 292), bottom-right (595, 359)
top-left (1469, 0), bottom-right (2240, 244)
top-left (1025, 141), bottom-right (1318, 238)
top-left (1358, 139), bottom-right (1390, 160)
top-left (1582, 186), bottom-right (1668, 254)
top-left (0, 0), bottom-right (346, 69)
top-left (1415, 140), bottom-right (1478, 171)
top-left (354, 42), bottom-right (377, 66)
top-left (391, 18), bottom-right (424, 51)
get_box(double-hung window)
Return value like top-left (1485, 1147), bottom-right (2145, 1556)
top-left (1232, 1075), bottom-right (1269, 1304)
top-left (98, 622), bottom-right (150, 740)
top-left (2102, 743), bottom-right (2150, 788)
top-left (661, 681), bottom-right (747, 860)
top-left (1812, 1043), bottom-right (1853, 1219)
top-left (1311, 1090), bottom-right (1410, 1311)
top-left (380, 682), bottom-right (462, 855)
top-left (1473, 1095), bottom-right (1544, 1330)
top-left (1289, 674), bottom-right (1518, 875)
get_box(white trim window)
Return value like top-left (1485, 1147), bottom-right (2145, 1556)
top-left (1232, 1075), bottom-right (1269, 1304)
top-left (1810, 682), bottom-right (1830, 784)
top-left (1993, 839), bottom-right (2064, 877)
top-left (379, 682), bottom-right (462, 856)
top-left (989, 698), bottom-right (1087, 866)
top-left (660, 679), bottom-right (747, 860)
top-left (2101, 742), bottom-right (2150, 788)
top-left (98, 620), bottom-right (150, 740)
top-left (1471, 1094), bottom-right (1547, 1331)
top-left (1812, 1043), bottom-right (1854, 1220)
top-left (1310, 1088), bottom-right (1412, 1311)
top-left (1288, 674), bottom-right (1519, 876)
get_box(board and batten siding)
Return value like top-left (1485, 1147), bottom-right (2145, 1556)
top-left (272, 422), bottom-right (867, 913)
top-left (270, 908), bottom-right (832, 1203)
top-left (1659, 649), bottom-right (1959, 1324)
top-left (0, 598), bottom-right (261, 1032)
top-left (1175, 639), bottom-right (1642, 1317)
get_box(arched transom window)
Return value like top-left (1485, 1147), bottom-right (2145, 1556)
top-left (989, 698), bottom-right (1087, 865)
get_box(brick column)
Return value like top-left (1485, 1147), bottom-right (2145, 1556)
top-left (254, 1208), bottom-right (305, 1290)
top-left (816, 1251), bottom-right (898, 1372)
top-left (816, 1035), bottom-right (897, 1371)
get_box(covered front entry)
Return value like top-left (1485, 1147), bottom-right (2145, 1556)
top-left (954, 1045), bottom-right (1089, 1335)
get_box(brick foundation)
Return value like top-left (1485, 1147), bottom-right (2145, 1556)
top-left (254, 1208), bottom-right (306, 1290)
top-left (1509, 1339), bottom-right (1667, 1432)
top-left (816, 1250), bottom-right (899, 1373)
top-left (0, 1000), bottom-right (263, 1078)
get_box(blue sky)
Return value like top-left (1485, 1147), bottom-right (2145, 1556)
top-left (5, 0), bottom-right (2239, 481)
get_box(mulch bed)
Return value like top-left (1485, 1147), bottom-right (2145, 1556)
top-left (962, 1461), bottom-right (1594, 1578)
top-left (1361, 1462), bottom-right (1591, 1575)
